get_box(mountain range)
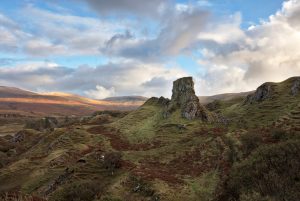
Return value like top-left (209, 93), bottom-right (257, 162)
top-left (0, 86), bottom-right (146, 116)
top-left (0, 86), bottom-right (252, 117)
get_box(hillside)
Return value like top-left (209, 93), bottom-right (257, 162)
top-left (0, 87), bottom-right (144, 117)
top-left (0, 77), bottom-right (299, 201)
top-left (198, 91), bottom-right (253, 104)
top-left (208, 76), bottom-right (300, 128)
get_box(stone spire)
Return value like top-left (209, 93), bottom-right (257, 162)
top-left (166, 77), bottom-right (210, 121)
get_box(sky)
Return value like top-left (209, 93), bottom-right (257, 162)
top-left (0, 0), bottom-right (300, 99)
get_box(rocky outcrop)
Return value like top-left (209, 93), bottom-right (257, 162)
top-left (244, 83), bottom-right (274, 104)
top-left (25, 117), bottom-right (58, 131)
top-left (44, 167), bottom-right (74, 195)
top-left (165, 77), bottom-right (211, 121)
top-left (291, 77), bottom-right (300, 96)
top-left (11, 130), bottom-right (26, 143)
top-left (144, 96), bottom-right (170, 106)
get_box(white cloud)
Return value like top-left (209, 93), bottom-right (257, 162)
top-left (195, 0), bottom-right (300, 95)
top-left (0, 6), bottom-right (134, 57)
top-left (84, 85), bottom-right (115, 99)
top-left (197, 0), bottom-right (212, 7)
top-left (0, 61), bottom-right (187, 98)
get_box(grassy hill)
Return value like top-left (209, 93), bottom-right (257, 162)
top-left (199, 91), bottom-right (253, 104)
top-left (0, 77), bottom-right (300, 201)
top-left (207, 77), bottom-right (300, 129)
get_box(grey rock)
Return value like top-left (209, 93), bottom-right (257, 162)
top-left (245, 83), bottom-right (274, 104)
top-left (11, 130), bottom-right (26, 143)
top-left (25, 117), bottom-right (58, 131)
top-left (44, 167), bottom-right (74, 195)
top-left (144, 96), bottom-right (170, 106)
top-left (165, 77), bottom-right (211, 121)
top-left (291, 78), bottom-right (300, 96)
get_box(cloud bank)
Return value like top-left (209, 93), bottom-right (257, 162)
top-left (0, 0), bottom-right (300, 98)
top-left (0, 61), bottom-right (187, 98)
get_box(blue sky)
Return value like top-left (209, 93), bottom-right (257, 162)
top-left (1, 0), bottom-right (300, 98)
top-left (1, 0), bottom-right (284, 67)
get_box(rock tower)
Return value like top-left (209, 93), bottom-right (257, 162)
top-left (165, 77), bottom-right (210, 121)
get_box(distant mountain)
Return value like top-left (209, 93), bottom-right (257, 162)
top-left (0, 86), bottom-right (38, 97)
top-left (0, 86), bottom-right (270, 117)
top-left (0, 87), bottom-right (143, 116)
top-left (103, 96), bottom-right (148, 102)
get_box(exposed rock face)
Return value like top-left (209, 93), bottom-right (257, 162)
top-left (166, 77), bottom-right (210, 121)
top-left (291, 78), bottom-right (300, 96)
top-left (25, 117), bottom-right (58, 131)
top-left (244, 83), bottom-right (274, 104)
top-left (11, 130), bottom-right (26, 143)
top-left (144, 96), bottom-right (170, 106)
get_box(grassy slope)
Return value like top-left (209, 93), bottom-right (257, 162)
top-left (0, 101), bottom-right (229, 201)
top-left (211, 77), bottom-right (300, 129)
top-left (1, 77), bottom-right (300, 201)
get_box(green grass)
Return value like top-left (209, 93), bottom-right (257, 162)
top-left (187, 170), bottom-right (220, 201)
top-left (216, 78), bottom-right (300, 128)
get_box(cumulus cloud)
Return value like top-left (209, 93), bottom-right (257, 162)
top-left (0, 5), bottom-right (133, 57)
top-left (196, 0), bottom-right (300, 95)
top-left (100, 7), bottom-right (212, 61)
